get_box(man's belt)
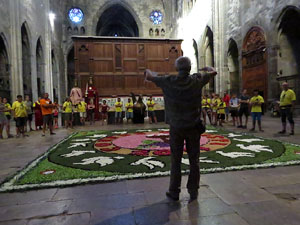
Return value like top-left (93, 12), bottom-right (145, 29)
top-left (280, 105), bottom-right (292, 109)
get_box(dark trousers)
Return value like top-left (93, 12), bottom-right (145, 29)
top-left (169, 126), bottom-right (200, 195)
top-left (281, 107), bottom-right (294, 124)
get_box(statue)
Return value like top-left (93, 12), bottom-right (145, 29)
top-left (70, 79), bottom-right (83, 105)
top-left (85, 76), bottom-right (100, 120)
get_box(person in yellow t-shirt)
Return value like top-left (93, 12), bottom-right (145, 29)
top-left (278, 82), bottom-right (296, 135)
top-left (78, 99), bottom-right (87, 126)
top-left (211, 94), bottom-right (221, 126)
top-left (63, 97), bottom-right (73, 129)
top-left (250, 90), bottom-right (264, 132)
top-left (115, 97), bottom-right (123, 124)
top-left (147, 96), bottom-right (157, 124)
top-left (217, 99), bottom-right (226, 127)
top-left (201, 95), bottom-right (212, 125)
top-left (12, 95), bottom-right (28, 137)
top-left (125, 98), bottom-right (134, 123)
top-left (2, 97), bottom-right (13, 138)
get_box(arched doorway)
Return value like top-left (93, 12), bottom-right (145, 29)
top-left (21, 23), bottom-right (32, 98)
top-left (67, 47), bottom-right (75, 95)
top-left (0, 35), bottom-right (10, 101)
top-left (228, 39), bottom-right (240, 95)
top-left (242, 27), bottom-right (267, 100)
top-left (96, 4), bottom-right (139, 37)
top-left (203, 27), bottom-right (214, 92)
top-left (278, 7), bottom-right (300, 104)
top-left (51, 50), bottom-right (59, 101)
top-left (36, 37), bottom-right (44, 98)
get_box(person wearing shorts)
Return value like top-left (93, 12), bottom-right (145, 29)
top-left (100, 100), bottom-right (110, 125)
top-left (24, 95), bottom-right (33, 131)
top-left (12, 95), bottom-right (27, 138)
top-left (211, 94), bottom-right (220, 126)
top-left (278, 82), bottom-right (296, 135)
top-left (201, 95), bottom-right (212, 125)
top-left (125, 98), bottom-right (133, 123)
top-left (217, 99), bottom-right (226, 127)
top-left (78, 99), bottom-right (87, 126)
top-left (250, 89), bottom-right (264, 132)
top-left (147, 96), bottom-right (157, 124)
top-left (238, 89), bottom-right (250, 129)
top-left (115, 97), bottom-right (123, 124)
top-left (63, 98), bottom-right (73, 129)
top-left (2, 97), bottom-right (13, 138)
top-left (229, 94), bottom-right (239, 127)
top-left (40, 93), bottom-right (55, 136)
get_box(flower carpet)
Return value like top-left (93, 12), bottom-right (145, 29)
top-left (1, 127), bottom-right (300, 192)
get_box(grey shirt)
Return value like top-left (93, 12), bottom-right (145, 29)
top-left (152, 71), bottom-right (211, 129)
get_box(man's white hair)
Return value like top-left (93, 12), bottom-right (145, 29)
top-left (175, 56), bottom-right (191, 71)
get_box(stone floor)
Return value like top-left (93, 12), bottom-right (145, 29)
top-left (0, 116), bottom-right (300, 225)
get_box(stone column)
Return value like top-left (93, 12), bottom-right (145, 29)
top-left (44, 0), bottom-right (54, 100)
top-left (31, 49), bottom-right (38, 101)
top-left (9, 0), bottom-right (23, 100)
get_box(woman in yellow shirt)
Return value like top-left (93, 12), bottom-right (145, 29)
top-left (63, 98), bottom-right (73, 129)
top-left (250, 89), bottom-right (264, 132)
top-left (211, 94), bottom-right (220, 126)
top-left (201, 95), bottom-right (212, 125)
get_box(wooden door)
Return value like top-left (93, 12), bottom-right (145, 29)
top-left (242, 27), bottom-right (268, 100)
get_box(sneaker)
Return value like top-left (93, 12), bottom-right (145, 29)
top-left (50, 132), bottom-right (56, 135)
top-left (237, 125), bottom-right (243, 128)
top-left (42, 134), bottom-right (45, 137)
top-left (166, 192), bottom-right (179, 201)
top-left (259, 129), bottom-right (264, 132)
top-left (8, 135), bottom-right (14, 138)
top-left (250, 128), bottom-right (255, 131)
top-left (290, 131), bottom-right (295, 135)
top-left (278, 130), bottom-right (286, 134)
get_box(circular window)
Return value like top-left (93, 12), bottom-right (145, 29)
top-left (69, 8), bottom-right (84, 23)
top-left (149, 10), bottom-right (163, 25)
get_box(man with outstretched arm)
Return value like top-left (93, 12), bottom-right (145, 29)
top-left (144, 56), bottom-right (217, 201)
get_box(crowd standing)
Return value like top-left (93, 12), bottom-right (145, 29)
top-left (0, 93), bottom-right (160, 139)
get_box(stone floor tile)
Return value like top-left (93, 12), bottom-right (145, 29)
top-left (0, 220), bottom-right (27, 225)
top-left (202, 173), bottom-right (276, 204)
top-left (0, 188), bottom-right (58, 207)
top-left (233, 200), bottom-right (300, 225)
top-left (0, 200), bottom-right (72, 222)
top-left (126, 176), bottom-right (169, 193)
top-left (265, 183), bottom-right (300, 197)
top-left (196, 213), bottom-right (249, 225)
top-left (69, 192), bottom-right (146, 213)
top-left (133, 201), bottom-right (180, 225)
top-left (27, 212), bottom-right (90, 225)
top-left (52, 181), bottom-right (128, 200)
top-left (176, 198), bottom-right (234, 219)
top-left (90, 208), bottom-right (134, 225)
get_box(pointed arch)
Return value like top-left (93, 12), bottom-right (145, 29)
top-left (0, 33), bottom-right (11, 100)
top-left (227, 38), bottom-right (239, 94)
top-left (93, 0), bottom-right (143, 36)
top-left (21, 21), bottom-right (32, 97)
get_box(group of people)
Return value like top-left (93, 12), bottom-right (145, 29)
top-left (201, 82), bottom-right (296, 135)
top-left (202, 89), bottom-right (265, 131)
top-left (0, 93), bottom-right (160, 138)
top-left (114, 95), bottom-right (157, 124)
top-left (0, 93), bottom-right (56, 138)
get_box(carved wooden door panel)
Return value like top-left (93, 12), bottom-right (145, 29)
top-left (242, 27), bottom-right (268, 100)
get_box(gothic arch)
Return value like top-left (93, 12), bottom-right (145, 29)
top-left (276, 6), bottom-right (300, 104)
top-left (36, 37), bottom-right (44, 97)
top-left (242, 26), bottom-right (268, 100)
top-left (93, 0), bottom-right (143, 36)
top-left (201, 26), bottom-right (214, 92)
top-left (227, 38), bottom-right (239, 94)
top-left (0, 33), bottom-right (11, 100)
top-left (21, 22), bottom-right (32, 97)
top-left (67, 46), bottom-right (75, 94)
top-left (51, 50), bottom-right (59, 101)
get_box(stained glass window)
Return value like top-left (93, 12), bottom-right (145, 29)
top-left (69, 8), bottom-right (84, 23)
top-left (149, 10), bottom-right (163, 25)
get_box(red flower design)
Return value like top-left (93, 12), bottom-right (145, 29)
top-left (101, 146), bottom-right (121, 151)
top-left (209, 142), bottom-right (228, 146)
top-left (200, 147), bottom-right (210, 151)
top-left (153, 150), bottom-right (171, 156)
top-left (95, 143), bottom-right (111, 147)
top-left (130, 150), bottom-right (149, 156)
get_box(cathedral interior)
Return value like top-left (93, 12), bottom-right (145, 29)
top-left (1, 0), bottom-right (300, 111)
top-left (1, 1), bottom-right (300, 225)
